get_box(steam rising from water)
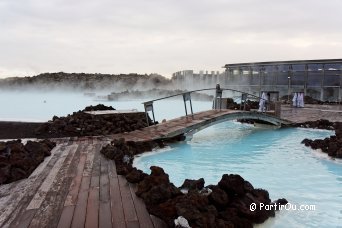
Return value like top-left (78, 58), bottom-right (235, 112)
top-left (0, 90), bottom-right (212, 122)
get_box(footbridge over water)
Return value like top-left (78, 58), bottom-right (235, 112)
top-left (125, 86), bottom-right (293, 140)
top-left (134, 109), bottom-right (291, 141)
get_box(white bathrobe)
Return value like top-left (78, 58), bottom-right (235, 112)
top-left (298, 93), bottom-right (305, 107)
top-left (258, 92), bottom-right (266, 112)
top-left (292, 93), bottom-right (297, 107)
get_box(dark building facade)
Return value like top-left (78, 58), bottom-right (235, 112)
top-left (171, 59), bottom-right (341, 101)
top-left (223, 59), bottom-right (342, 101)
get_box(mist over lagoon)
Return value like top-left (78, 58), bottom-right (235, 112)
top-left (0, 90), bottom-right (212, 122)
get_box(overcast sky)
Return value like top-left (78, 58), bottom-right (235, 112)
top-left (0, 0), bottom-right (341, 78)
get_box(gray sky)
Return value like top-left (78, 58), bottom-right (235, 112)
top-left (0, 0), bottom-right (342, 78)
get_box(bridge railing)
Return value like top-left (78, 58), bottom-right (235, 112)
top-left (142, 85), bottom-right (276, 126)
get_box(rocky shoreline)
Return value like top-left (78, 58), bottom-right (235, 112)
top-left (297, 120), bottom-right (342, 158)
top-left (0, 104), bottom-right (153, 140)
top-left (35, 104), bottom-right (153, 138)
top-left (106, 89), bottom-right (214, 101)
top-left (101, 138), bottom-right (287, 227)
top-left (0, 121), bottom-right (44, 140)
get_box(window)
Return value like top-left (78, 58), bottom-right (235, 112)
top-left (277, 65), bottom-right (290, 85)
top-left (291, 65), bottom-right (306, 86)
top-left (307, 64), bottom-right (323, 86)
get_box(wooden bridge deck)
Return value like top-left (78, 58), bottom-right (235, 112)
top-left (112, 109), bottom-right (291, 141)
top-left (0, 138), bottom-right (167, 228)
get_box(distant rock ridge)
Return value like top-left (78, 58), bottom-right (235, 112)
top-left (0, 72), bottom-right (172, 91)
top-left (106, 89), bottom-right (214, 101)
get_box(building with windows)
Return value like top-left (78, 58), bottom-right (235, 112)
top-left (171, 59), bottom-right (342, 101)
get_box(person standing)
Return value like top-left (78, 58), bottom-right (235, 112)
top-left (292, 92), bottom-right (297, 107)
top-left (258, 92), bottom-right (266, 112)
top-left (298, 92), bottom-right (305, 107)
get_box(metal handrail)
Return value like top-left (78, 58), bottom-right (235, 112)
top-left (141, 88), bottom-right (216, 104)
top-left (142, 85), bottom-right (275, 126)
top-left (142, 87), bottom-right (268, 105)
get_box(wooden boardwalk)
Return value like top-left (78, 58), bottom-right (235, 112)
top-left (0, 109), bottom-right (292, 228)
top-left (0, 138), bottom-right (167, 228)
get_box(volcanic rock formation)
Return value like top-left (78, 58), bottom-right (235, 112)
top-left (100, 138), bottom-right (287, 227)
top-left (0, 139), bottom-right (56, 184)
top-left (35, 104), bottom-right (152, 138)
top-left (301, 121), bottom-right (342, 158)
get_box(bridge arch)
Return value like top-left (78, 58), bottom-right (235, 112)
top-left (141, 85), bottom-right (291, 140)
top-left (157, 110), bottom-right (291, 140)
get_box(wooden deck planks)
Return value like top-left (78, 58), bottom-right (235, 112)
top-left (108, 160), bottom-right (126, 228)
top-left (83, 144), bottom-right (96, 177)
top-left (64, 146), bottom-right (87, 207)
top-left (2, 143), bottom-right (68, 227)
top-left (71, 176), bottom-right (91, 228)
top-left (28, 144), bottom-right (79, 228)
top-left (10, 209), bottom-right (36, 228)
top-left (129, 184), bottom-right (155, 228)
top-left (85, 146), bottom-right (101, 228)
top-left (0, 144), bottom-right (65, 213)
top-left (118, 174), bottom-right (139, 224)
top-left (106, 110), bottom-right (240, 141)
top-left (69, 143), bottom-right (95, 228)
top-left (56, 143), bottom-right (86, 228)
top-left (26, 145), bottom-right (77, 210)
top-left (85, 175), bottom-right (100, 228)
top-left (1, 138), bottom-right (166, 228)
top-left (99, 155), bottom-right (113, 228)
top-left (56, 205), bottom-right (74, 228)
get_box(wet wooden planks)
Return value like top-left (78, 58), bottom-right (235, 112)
top-left (0, 138), bottom-right (167, 228)
top-left (107, 109), bottom-right (240, 141)
top-left (0, 141), bottom-right (71, 227)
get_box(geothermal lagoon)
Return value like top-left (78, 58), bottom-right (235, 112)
top-left (1, 91), bottom-right (341, 227)
top-left (134, 122), bottom-right (341, 227)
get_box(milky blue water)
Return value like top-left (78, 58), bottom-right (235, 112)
top-left (1, 91), bottom-right (341, 227)
top-left (0, 91), bottom-right (211, 122)
top-left (134, 122), bottom-right (342, 228)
